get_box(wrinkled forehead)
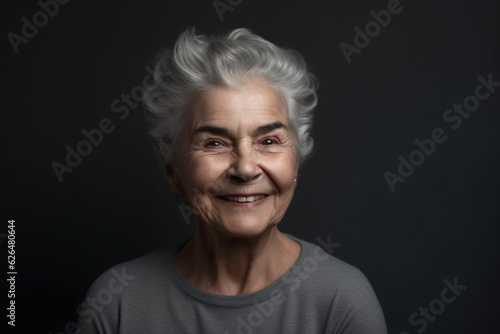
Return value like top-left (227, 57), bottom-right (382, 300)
top-left (188, 80), bottom-right (289, 133)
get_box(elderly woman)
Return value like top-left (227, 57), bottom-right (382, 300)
top-left (78, 28), bottom-right (387, 333)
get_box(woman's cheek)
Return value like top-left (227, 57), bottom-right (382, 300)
top-left (182, 156), bottom-right (226, 207)
top-left (268, 153), bottom-right (296, 187)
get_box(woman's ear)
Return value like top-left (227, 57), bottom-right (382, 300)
top-left (164, 163), bottom-right (183, 194)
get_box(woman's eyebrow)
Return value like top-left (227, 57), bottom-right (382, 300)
top-left (193, 122), bottom-right (286, 138)
top-left (252, 122), bottom-right (286, 136)
top-left (193, 125), bottom-right (230, 137)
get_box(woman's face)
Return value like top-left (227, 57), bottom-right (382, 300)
top-left (170, 79), bottom-right (298, 238)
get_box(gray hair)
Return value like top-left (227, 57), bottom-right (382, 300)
top-left (143, 27), bottom-right (318, 168)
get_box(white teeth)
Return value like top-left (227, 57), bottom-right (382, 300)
top-left (222, 195), bottom-right (265, 203)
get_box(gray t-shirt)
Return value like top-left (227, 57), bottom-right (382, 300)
top-left (77, 235), bottom-right (387, 333)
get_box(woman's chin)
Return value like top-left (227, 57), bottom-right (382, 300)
top-left (216, 219), bottom-right (275, 239)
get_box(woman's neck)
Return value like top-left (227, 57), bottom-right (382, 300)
top-left (172, 223), bottom-right (301, 296)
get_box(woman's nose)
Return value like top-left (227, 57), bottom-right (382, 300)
top-left (228, 143), bottom-right (262, 183)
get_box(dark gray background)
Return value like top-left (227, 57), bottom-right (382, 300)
top-left (2, 0), bottom-right (499, 333)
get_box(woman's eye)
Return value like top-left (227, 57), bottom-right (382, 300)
top-left (206, 140), bottom-right (222, 147)
top-left (262, 138), bottom-right (277, 145)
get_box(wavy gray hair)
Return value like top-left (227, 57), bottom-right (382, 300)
top-left (143, 27), bottom-right (318, 168)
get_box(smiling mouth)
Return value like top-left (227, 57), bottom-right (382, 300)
top-left (217, 195), bottom-right (268, 203)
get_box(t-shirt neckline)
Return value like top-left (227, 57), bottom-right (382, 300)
top-left (165, 234), bottom-right (308, 308)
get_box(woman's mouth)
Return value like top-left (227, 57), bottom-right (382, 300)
top-left (217, 195), bottom-right (268, 203)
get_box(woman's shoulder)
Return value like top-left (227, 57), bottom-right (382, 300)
top-left (77, 247), bottom-right (179, 332)
top-left (83, 246), bottom-right (177, 297)
top-left (286, 235), bottom-right (387, 333)
top-left (290, 235), bottom-right (362, 274)
top-left (286, 234), bottom-right (378, 298)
